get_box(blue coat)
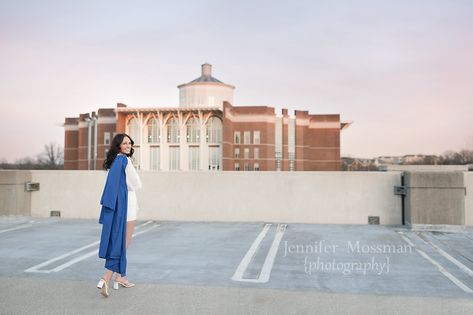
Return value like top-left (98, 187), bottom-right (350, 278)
top-left (98, 155), bottom-right (128, 276)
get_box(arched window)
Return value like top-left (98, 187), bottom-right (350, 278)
top-left (167, 117), bottom-right (179, 143)
top-left (127, 117), bottom-right (140, 145)
top-left (206, 117), bottom-right (222, 143)
top-left (147, 118), bottom-right (160, 143)
top-left (186, 117), bottom-right (200, 143)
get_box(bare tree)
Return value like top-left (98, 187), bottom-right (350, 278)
top-left (37, 142), bottom-right (64, 167)
top-left (0, 142), bottom-right (64, 169)
top-left (439, 149), bottom-right (473, 165)
top-left (458, 149), bottom-right (473, 164)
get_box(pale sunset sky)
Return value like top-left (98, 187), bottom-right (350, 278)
top-left (1, 0), bottom-right (472, 162)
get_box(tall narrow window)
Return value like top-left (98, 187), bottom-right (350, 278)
top-left (244, 163), bottom-right (250, 171)
top-left (253, 131), bottom-right (260, 145)
top-left (147, 118), bottom-right (160, 143)
top-left (149, 146), bottom-right (160, 170)
top-left (234, 162), bottom-right (240, 171)
top-left (167, 117), bottom-right (179, 144)
top-left (189, 146), bottom-right (200, 170)
top-left (254, 163), bottom-right (260, 171)
top-left (234, 131), bottom-right (241, 144)
top-left (244, 148), bottom-right (249, 159)
top-left (275, 117), bottom-right (283, 171)
top-left (104, 132), bottom-right (111, 145)
top-left (206, 117), bottom-right (222, 143)
top-left (187, 117), bottom-right (200, 143)
top-left (169, 147), bottom-right (180, 170)
top-left (208, 147), bottom-right (221, 170)
top-left (254, 147), bottom-right (259, 160)
top-left (128, 118), bottom-right (140, 145)
top-left (288, 118), bottom-right (296, 171)
top-left (234, 147), bottom-right (240, 159)
top-left (244, 131), bottom-right (251, 144)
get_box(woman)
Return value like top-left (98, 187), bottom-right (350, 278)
top-left (96, 133), bottom-right (142, 297)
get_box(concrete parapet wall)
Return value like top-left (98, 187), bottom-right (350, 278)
top-left (3, 170), bottom-right (472, 226)
top-left (381, 165), bottom-right (470, 171)
top-left (0, 170), bottom-right (32, 216)
top-left (28, 170), bottom-right (105, 219)
top-left (136, 171), bottom-right (402, 224)
top-left (465, 172), bottom-right (473, 226)
top-left (1, 170), bottom-right (402, 225)
top-left (404, 171), bottom-right (466, 225)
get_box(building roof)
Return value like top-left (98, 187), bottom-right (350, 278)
top-left (116, 106), bottom-right (222, 113)
top-left (188, 75), bottom-right (223, 84)
top-left (183, 63), bottom-right (222, 84)
top-left (177, 63), bottom-right (235, 89)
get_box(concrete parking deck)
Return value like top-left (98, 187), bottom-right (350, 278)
top-left (1, 216), bottom-right (473, 314)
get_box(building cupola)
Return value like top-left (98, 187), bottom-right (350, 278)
top-left (177, 63), bottom-right (235, 109)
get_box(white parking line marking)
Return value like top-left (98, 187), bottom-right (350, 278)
top-left (136, 220), bottom-right (154, 229)
top-left (232, 223), bottom-right (287, 283)
top-left (24, 240), bottom-right (100, 273)
top-left (232, 224), bottom-right (271, 282)
top-left (398, 232), bottom-right (473, 294)
top-left (50, 225), bottom-right (158, 272)
top-left (0, 222), bottom-right (34, 234)
top-left (50, 249), bottom-right (99, 272)
top-left (415, 232), bottom-right (473, 278)
top-left (25, 221), bottom-right (158, 273)
top-left (258, 224), bottom-right (287, 283)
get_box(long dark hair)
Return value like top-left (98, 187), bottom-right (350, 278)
top-left (103, 133), bottom-right (135, 170)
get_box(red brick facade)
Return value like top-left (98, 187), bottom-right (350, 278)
top-left (222, 102), bottom-right (342, 171)
top-left (64, 109), bottom-right (116, 170)
top-left (65, 102), bottom-right (347, 171)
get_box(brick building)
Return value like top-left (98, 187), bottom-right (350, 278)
top-left (64, 64), bottom-right (351, 171)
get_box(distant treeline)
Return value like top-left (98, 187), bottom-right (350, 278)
top-left (343, 149), bottom-right (473, 171)
top-left (0, 142), bottom-right (63, 170)
top-left (2, 145), bottom-right (472, 171)
top-left (437, 150), bottom-right (473, 165)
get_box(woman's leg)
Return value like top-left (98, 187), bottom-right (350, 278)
top-left (101, 269), bottom-right (114, 283)
top-left (98, 269), bottom-right (114, 297)
top-left (126, 220), bottom-right (136, 249)
top-left (115, 220), bottom-right (136, 281)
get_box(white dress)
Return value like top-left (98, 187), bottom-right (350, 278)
top-left (119, 154), bottom-right (142, 221)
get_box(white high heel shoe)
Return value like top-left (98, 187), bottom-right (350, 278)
top-left (97, 278), bottom-right (110, 297)
top-left (113, 279), bottom-right (135, 290)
